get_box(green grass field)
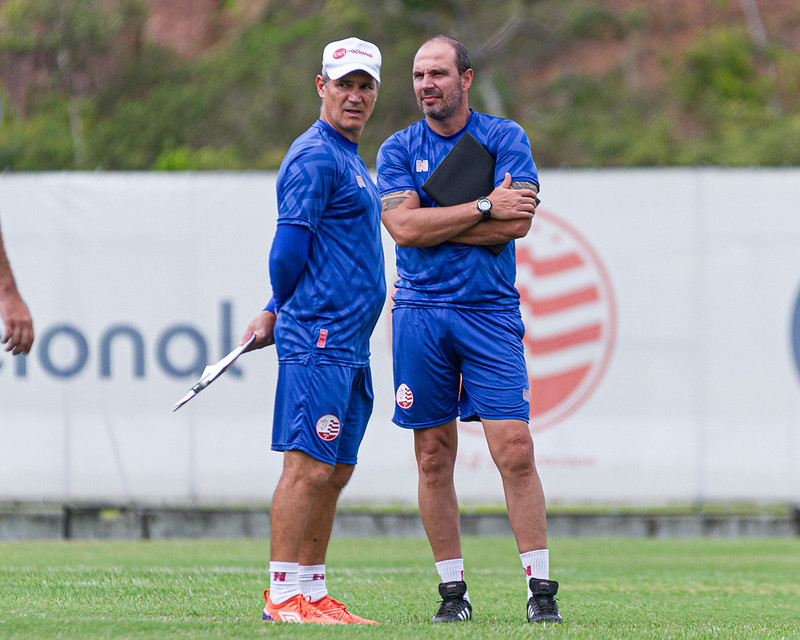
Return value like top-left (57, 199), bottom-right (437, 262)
top-left (1, 536), bottom-right (799, 639)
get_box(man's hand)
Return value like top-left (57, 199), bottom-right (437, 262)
top-left (486, 173), bottom-right (538, 221)
top-left (0, 294), bottom-right (34, 356)
top-left (240, 309), bottom-right (276, 351)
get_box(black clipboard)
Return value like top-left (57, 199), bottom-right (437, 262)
top-left (421, 132), bottom-right (506, 255)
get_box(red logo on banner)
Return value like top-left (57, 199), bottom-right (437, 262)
top-left (515, 211), bottom-right (617, 432)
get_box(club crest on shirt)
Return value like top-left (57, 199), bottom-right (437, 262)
top-left (315, 414), bottom-right (341, 441)
top-left (415, 159), bottom-right (428, 173)
top-left (395, 383), bottom-right (414, 409)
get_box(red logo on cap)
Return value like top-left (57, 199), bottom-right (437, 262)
top-left (333, 48), bottom-right (346, 59)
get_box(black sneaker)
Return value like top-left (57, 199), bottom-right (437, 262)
top-left (527, 578), bottom-right (563, 623)
top-left (432, 580), bottom-right (472, 622)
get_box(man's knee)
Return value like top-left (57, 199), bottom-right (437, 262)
top-left (415, 426), bottom-right (457, 479)
top-left (417, 448), bottom-right (453, 479)
top-left (327, 463), bottom-right (355, 493)
top-left (280, 450), bottom-right (336, 492)
top-left (493, 431), bottom-right (536, 476)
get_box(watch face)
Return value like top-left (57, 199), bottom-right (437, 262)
top-left (478, 198), bottom-right (491, 212)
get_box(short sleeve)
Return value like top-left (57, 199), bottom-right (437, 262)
top-left (377, 134), bottom-right (416, 196)
top-left (277, 146), bottom-right (337, 231)
top-left (491, 121), bottom-right (539, 190)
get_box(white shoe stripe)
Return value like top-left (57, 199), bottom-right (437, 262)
top-left (277, 611), bottom-right (302, 622)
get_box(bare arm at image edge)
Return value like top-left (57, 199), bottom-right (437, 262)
top-left (0, 224), bottom-right (34, 355)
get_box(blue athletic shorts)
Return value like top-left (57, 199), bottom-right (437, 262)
top-left (272, 361), bottom-right (374, 465)
top-left (391, 306), bottom-right (530, 428)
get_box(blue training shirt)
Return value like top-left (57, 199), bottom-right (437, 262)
top-left (273, 119), bottom-right (386, 365)
top-left (377, 110), bottom-right (538, 310)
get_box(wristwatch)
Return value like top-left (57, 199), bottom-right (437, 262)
top-left (477, 197), bottom-right (492, 221)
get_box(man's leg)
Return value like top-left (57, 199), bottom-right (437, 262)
top-left (263, 450), bottom-right (345, 623)
top-left (481, 418), bottom-right (562, 623)
top-left (295, 463), bottom-right (378, 624)
top-left (481, 418), bottom-right (546, 551)
top-left (415, 422), bottom-right (473, 622)
top-left (297, 463), bottom-right (354, 604)
top-left (298, 463), bottom-right (355, 565)
top-left (414, 421), bottom-right (462, 562)
top-left (270, 450), bottom-right (336, 562)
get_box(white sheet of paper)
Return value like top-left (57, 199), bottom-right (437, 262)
top-left (172, 334), bottom-right (256, 411)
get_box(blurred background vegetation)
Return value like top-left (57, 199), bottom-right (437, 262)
top-left (1, 0), bottom-right (799, 170)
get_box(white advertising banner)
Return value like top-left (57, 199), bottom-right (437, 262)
top-left (1, 169), bottom-right (799, 505)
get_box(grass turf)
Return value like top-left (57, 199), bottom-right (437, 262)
top-left (1, 536), bottom-right (799, 638)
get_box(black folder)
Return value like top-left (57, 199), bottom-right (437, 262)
top-left (421, 132), bottom-right (506, 256)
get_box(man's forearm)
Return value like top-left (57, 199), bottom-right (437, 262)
top-left (449, 218), bottom-right (532, 245)
top-left (382, 190), bottom-right (483, 248)
top-left (0, 234), bottom-right (20, 297)
top-left (449, 181), bottom-right (538, 245)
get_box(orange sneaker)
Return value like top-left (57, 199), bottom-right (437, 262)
top-left (262, 590), bottom-right (343, 624)
top-left (309, 594), bottom-right (379, 625)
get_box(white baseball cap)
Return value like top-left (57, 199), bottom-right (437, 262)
top-left (322, 37), bottom-right (381, 83)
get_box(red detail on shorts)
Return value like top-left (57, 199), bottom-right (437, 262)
top-left (317, 329), bottom-right (328, 348)
top-left (396, 383), bottom-right (413, 409)
top-left (316, 415), bottom-right (341, 441)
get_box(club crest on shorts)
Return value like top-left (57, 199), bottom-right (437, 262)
top-left (315, 414), bottom-right (341, 441)
top-left (395, 383), bottom-right (414, 409)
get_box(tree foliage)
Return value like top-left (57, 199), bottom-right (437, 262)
top-left (1, 0), bottom-right (799, 169)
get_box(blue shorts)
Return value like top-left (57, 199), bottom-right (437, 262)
top-left (272, 361), bottom-right (374, 465)
top-left (391, 306), bottom-right (530, 428)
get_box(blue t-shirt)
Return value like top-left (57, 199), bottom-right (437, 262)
top-left (273, 119), bottom-right (386, 365)
top-left (377, 110), bottom-right (538, 309)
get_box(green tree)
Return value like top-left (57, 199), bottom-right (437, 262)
top-left (0, 0), bottom-right (146, 168)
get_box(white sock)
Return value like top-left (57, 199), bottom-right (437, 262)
top-left (435, 558), bottom-right (469, 602)
top-left (520, 549), bottom-right (549, 598)
top-left (268, 561), bottom-right (301, 605)
top-left (299, 564), bottom-right (328, 603)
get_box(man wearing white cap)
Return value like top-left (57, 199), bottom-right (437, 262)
top-left (240, 37), bottom-right (384, 624)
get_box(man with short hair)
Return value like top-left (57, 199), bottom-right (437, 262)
top-left (377, 35), bottom-right (562, 624)
top-left (241, 37), bottom-right (384, 625)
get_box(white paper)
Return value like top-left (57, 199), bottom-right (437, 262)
top-left (172, 334), bottom-right (256, 411)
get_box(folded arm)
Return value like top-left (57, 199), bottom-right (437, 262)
top-left (449, 180), bottom-right (539, 245)
top-left (380, 173), bottom-right (537, 248)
